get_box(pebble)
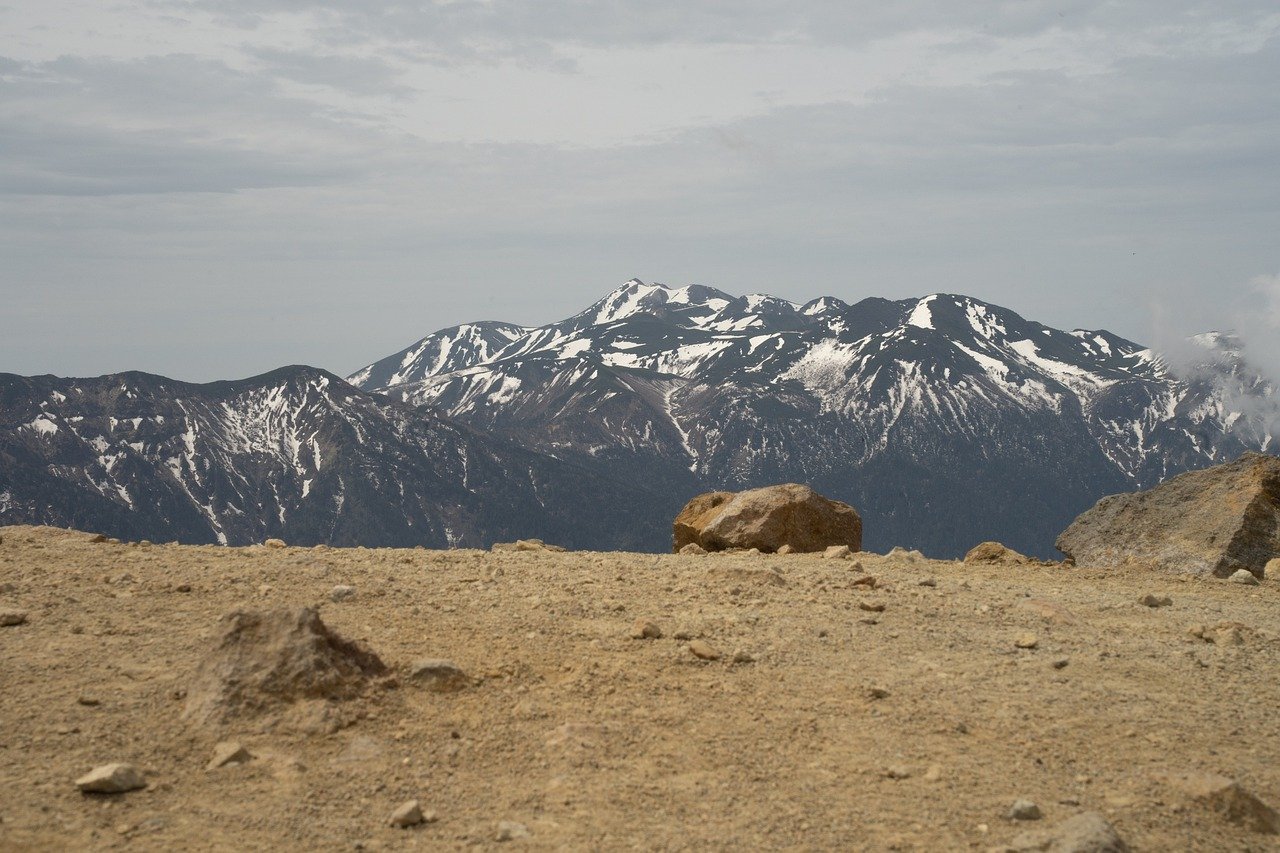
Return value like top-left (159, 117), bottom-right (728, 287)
top-left (496, 821), bottom-right (530, 842)
top-left (867, 686), bottom-right (890, 700)
top-left (0, 608), bottom-right (28, 627)
top-left (175, 583), bottom-right (193, 593)
top-left (679, 543), bottom-right (707, 556)
top-left (1008, 799), bottom-right (1042, 820)
top-left (630, 619), bottom-right (663, 640)
top-left (389, 800), bottom-right (424, 828)
top-left (732, 650), bottom-right (755, 664)
top-left (859, 600), bottom-right (886, 613)
top-left (923, 764), bottom-right (943, 782)
top-left (406, 659), bottom-right (469, 692)
top-left (823, 545), bottom-right (852, 560)
top-left (1010, 812), bottom-right (1125, 852)
top-left (207, 741), bottom-right (252, 770)
top-left (75, 763), bottom-right (147, 794)
top-left (1139, 594), bottom-right (1172, 607)
top-left (1228, 569), bottom-right (1260, 586)
top-left (688, 640), bottom-right (721, 661)
top-left (1051, 657), bottom-right (1070, 670)
top-left (918, 578), bottom-right (937, 587)
top-left (1014, 634), bottom-right (1039, 650)
top-left (1264, 557), bottom-right (1279, 580)
top-left (885, 765), bottom-right (911, 779)
top-left (329, 585), bottom-right (356, 603)
top-left (851, 575), bottom-right (877, 588)
top-left (776, 544), bottom-right (795, 555)
top-left (264, 538), bottom-right (287, 548)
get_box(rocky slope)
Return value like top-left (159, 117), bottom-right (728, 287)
top-left (1, 526), bottom-right (1277, 850)
top-left (0, 367), bottom-right (666, 549)
top-left (350, 280), bottom-right (1279, 557)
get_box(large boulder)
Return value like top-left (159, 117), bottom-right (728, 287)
top-left (1056, 453), bottom-right (1280, 577)
top-left (184, 607), bottom-right (388, 731)
top-left (672, 484), bottom-right (861, 554)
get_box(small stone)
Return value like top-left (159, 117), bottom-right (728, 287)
top-left (858, 600), bottom-right (886, 613)
top-left (207, 742), bottom-right (251, 770)
top-left (406, 659), bottom-right (469, 692)
top-left (732, 650), bottom-right (755, 664)
top-left (389, 800), bottom-right (424, 828)
top-left (1008, 799), bottom-right (1042, 821)
top-left (776, 544), bottom-right (795, 555)
top-left (679, 543), bottom-right (707, 556)
top-left (630, 619), bottom-right (663, 640)
top-left (75, 763), bottom-right (146, 794)
top-left (885, 765), bottom-right (911, 779)
top-left (1264, 557), bottom-right (1279, 580)
top-left (673, 630), bottom-right (693, 641)
top-left (329, 585), bottom-right (356, 602)
top-left (0, 609), bottom-right (28, 627)
top-left (1010, 812), bottom-right (1127, 853)
top-left (689, 640), bottom-right (721, 661)
top-left (1228, 569), bottom-right (1260, 586)
top-left (1052, 657), bottom-right (1070, 670)
top-left (1139, 594), bottom-right (1173, 607)
top-left (823, 545), bottom-right (852, 559)
top-left (88, 533), bottom-right (107, 543)
top-left (867, 686), bottom-right (890, 700)
top-left (496, 821), bottom-right (530, 841)
top-left (923, 764), bottom-right (943, 782)
top-left (851, 575), bottom-right (877, 588)
top-left (264, 538), bottom-right (287, 549)
top-left (175, 583), bottom-right (192, 593)
top-left (77, 696), bottom-right (101, 707)
top-left (1015, 634), bottom-right (1039, 650)
top-left (918, 578), bottom-right (937, 587)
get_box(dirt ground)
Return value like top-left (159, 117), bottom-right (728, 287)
top-left (1, 524), bottom-right (1278, 851)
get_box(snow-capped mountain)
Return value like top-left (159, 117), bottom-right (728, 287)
top-left (0, 366), bottom-right (667, 548)
top-left (349, 279), bottom-right (1278, 557)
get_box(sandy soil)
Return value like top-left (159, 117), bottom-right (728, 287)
top-left (1, 525), bottom-right (1278, 851)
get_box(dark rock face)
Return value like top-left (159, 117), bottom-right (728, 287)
top-left (184, 607), bottom-right (387, 728)
top-left (673, 484), bottom-right (861, 554)
top-left (1056, 453), bottom-right (1280, 577)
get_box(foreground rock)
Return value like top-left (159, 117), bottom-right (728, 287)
top-left (183, 607), bottom-right (388, 732)
top-left (965, 541), bottom-right (1030, 565)
top-left (1158, 771), bottom-right (1280, 834)
top-left (672, 484), bottom-right (861, 554)
top-left (406, 659), bottom-right (469, 692)
top-left (1008, 811), bottom-right (1128, 852)
top-left (75, 763), bottom-right (146, 794)
top-left (1056, 452), bottom-right (1280, 577)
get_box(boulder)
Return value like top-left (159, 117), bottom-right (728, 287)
top-left (1157, 771), bottom-right (1279, 834)
top-left (964, 541), bottom-right (1029, 565)
top-left (672, 484), bottom-right (861, 554)
top-left (183, 607), bottom-right (387, 730)
top-left (1056, 453), bottom-right (1280, 577)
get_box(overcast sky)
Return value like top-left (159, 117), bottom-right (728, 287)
top-left (2, 1), bottom-right (1278, 381)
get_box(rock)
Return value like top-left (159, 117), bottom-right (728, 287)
top-left (923, 764), bottom-right (944, 782)
top-left (264, 538), bottom-right (287, 549)
top-left (496, 821), bottom-right (529, 841)
top-left (1052, 657), bottom-right (1070, 670)
top-left (183, 607), bottom-right (387, 729)
top-left (1189, 621), bottom-right (1251, 646)
top-left (406, 659), bottom-right (469, 692)
top-left (732, 650), bottom-right (755, 664)
top-left (1008, 799), bottom-right (1043, 820)
top-left (1015, 634), bottom-right (1039, 650)
top-left (965, 541), bottom-right (1030, 564)
top-left (776, 544), bottom-right (795, 555)
top-left (329, 585), bottom-right (356, 603)
top-left (867, 686), bottom-right (890, 700)
top-left (689, 640), bottom-right (721, 661)
top-left (207, 741), bottom-right (252, 770)
top-left (75, 763), bottom-right (146, 794)
top-left (679, 542), bottom-right (707, 556)
top-left (1018, 599), bottom-right (1077, 625)
top-left (672, 484), bottom-right (861, 554)
top-left (1229, 569), bottom-right (1260, 586)
top-left (1138, 594), bottom-right (1172, 607)
top-left (1158, 771), bottom-right (1279, 834)
top-left (1009, 811), bottom-right (1128, 852)
top-left (630, 619), bottom-right (663, 640)
top-left (516, 539), bottom-right (566, 552)
top-left (858, 601), bottom-right (886, 612)
top-left (1264, 557), bottom-right (1279, 580)
top-left (1056, 452), bottom-right (1280, 577)
top-left (0, 609), bottom-right (28, 627)
top-left (823, 545), bottom-right (852, 559)
top-left (885, 765), bottom-right (911, 779)
top-left (389, 800), bottom-right (424, 828)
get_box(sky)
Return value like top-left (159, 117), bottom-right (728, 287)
top-left (1, 1), bottom-right (1278, 382)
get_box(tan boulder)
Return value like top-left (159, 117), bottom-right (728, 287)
top-left (1056, 453), bottom-right (1280, 577)
top-left (672, 484), bottom-right (861, 554)
top-left (964, 541), bottom-right (1029, 564)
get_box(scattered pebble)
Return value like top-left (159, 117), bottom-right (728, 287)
top-left (679, 543), bottom-right (707, 556)
top-left (1052, 657), bottom-right (1070, 670)
top-left (1010, 812), bottom-right (1126, 852)
top-left (1228, 569), bottom-right (1260, 586)
top-left (1015, 634), bottom-right (1039, 650)
top-left (859, 601), bottom-right (886, 613)
top-left (1139, 594), bottom-right (1173, 607)
top-left (689, 640), bottom-right (721, 661)
top-left (406, 659), bottom-right (469, 692)
top-left (0, 608), bottom-right (28, 627)
top-left (885, 765), bottom-right (911, 779)
top-left (732, 650), bottom-right (755, 664)
top-left (923, 764), bottom-right (943, 782)
top-left (264, 539), bottom-right (287, 549)
top-left (918, 578), bottom-right (937, 587)
top-left (389, 800), bottom-right (424, 828)
top-left (75, 763), bottom-right (146, 794)
top-left (1008, 799), bottom-right (1042, 820)
top-left (329, 585), bottom-right (356, 603)
top-left (630, 619), bottom-right (662, 640)
top-left (496, 821), bottom-right (530, 842)
top-left (207, 741), bottom-right (252, 770)
top-left (823, 545), bottom-right (852, 560)
top-left (867, 686), bottom-right (890, 700)
top-left (776, 544), bottom-right (795, 555)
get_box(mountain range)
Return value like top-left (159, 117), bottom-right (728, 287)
top-left (3, 280), bottom-right (1275, 556)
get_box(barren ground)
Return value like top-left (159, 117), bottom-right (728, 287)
top-left (1, 525), bottom-right (1278, 851)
